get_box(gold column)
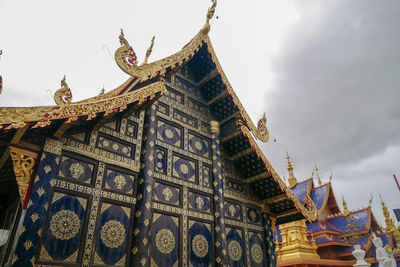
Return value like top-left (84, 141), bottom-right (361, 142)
top-left (9, 146), bottom-right (39, 208)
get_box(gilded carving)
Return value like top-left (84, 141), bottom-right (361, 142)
top-left (54, 76), bottom-right (72, 106)
top-left (162, 187), bottom-right (173, 201)
top-left (50, 210), bottom-right (80, 240)
top-left (192, 234), bottom-right (208, 258)
top-left (229, 205), bottom-right (236, 217)
top-left (100, 220), bottom-right (126, 248)
top-left (251, 243), bottom-right (263, 263)
top-left (195, 196), bottom-right (204, 210)
top-left (69, 162), bottom-right (84, 178)
top-left (9, 146), bottom-right (39, 206)
top-left (228, 240), bottom-right (242, 261)
top-left (155, 229), bottom-right (175, 254)
top-left (113, 175), bottom-right (127, 190)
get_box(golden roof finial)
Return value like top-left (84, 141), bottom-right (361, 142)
top-left (286, 151), bottom-right (297, 188)
top-left (54, 75), bottom-right (72, 106)
top-left (315, 163), bottom-right (322, 186)
top-left (329, 171), bottom-right (333, 182)
top-left (368, 193), bottom-right (373, 208)
top-left (142, 36), bottom-right (155, 65)
top-left (342, 195), bottom-right (350, 216)
top-left (201, 0), bottom-right (217, 35)
top-left (380, 193), bottom-right (395, 231)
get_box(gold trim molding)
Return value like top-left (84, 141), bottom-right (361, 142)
top-left (9, 146), bottom-right (39, 207)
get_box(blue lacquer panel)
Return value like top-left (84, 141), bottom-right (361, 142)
top-left (94, 202), bottom-right (131, 266)
top-left (40, 192), bottom-right (88, 263)
top-left (188, 192), bottom-right (211, 213)
top-left (188, 133), bottom-right (210, 158)
top-left (157, 120), bottom-right (182, 148)
top-left (172, 155), bottom-right (196, 182)
top-left (246, 207), bottom-right (262, 225)
top-left (226, 227), bottom-right (246, 266)
top-left (154, 182), bottom-right (180, 206)
top-left (151, 213), bottom-right (180, 267)
top-left (155, 147), bottom-right (167, 174)
top-left (103, 169), bottom-right (135, 195)
top-left (248, 232), bottom-right (265, 267)
top-left (59, 155), bottom-right (95, 184)
top-left (224, 201), bottom-right (241, 221)
top-left (188, 221), bottom-right (212, 267)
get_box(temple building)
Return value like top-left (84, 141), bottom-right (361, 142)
top-left (275, 153), bottom-right (400, 266)
top-left (0, 1), bottom-right (320, 266)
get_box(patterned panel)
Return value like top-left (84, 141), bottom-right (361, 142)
top-left (154, 182), bottom-right (180, 206)
top-left (224, 201), bottom-right (242, 221)
top-left (226, 227), bottom-right (246, 266)
top-left (172, 154), bottom-right (196, 182)
top-left (173, 110), bottom-right (198, 128)
top-left (165, 86), bottom-right (184, 104)
top-left (188, 97), bottom-right (208, 116)
top-left (67, 131), bottom-right (90, 144)
top-left (188, 192), bottom-right (211, 213)
top-left (246, 206), bottom-right (262, 225)
top-left (188, 221), bottom-right (212, 267)
top-left (151, 213), bottom-right (180, 267)
top-left (39, 192), bottom-right (88, 263)
top-left (188, 133), bottom-right (210, 158)
top-left (155, 147), bottom-right (167, 174)
top-left (202, 164), bottom-right (211, 187)
top-left (103, 168), bottom-right (136, 196)
top-left (93, 202), bottom-right (132, 266)
top-left (248, 232), bottom-right (264, 267)
top-left (173, 75), bottom-right (199, 96)
top-left (102, 118), bottom-right (120, 131)
top-left (13, 149), bottom-right (59, 267)
top-left (158, 102), bottom-right (169, 115)
top-left (125, 120), bottom-right (138, 139)
top-left (226, 178), bottom-right (245, 193)
top-left (96, 134), bottom-right (135, 158)
top-left (201, 122), bottom-right (210, 134)
top-left (263, 214), bottom-right (275, 267)
top-left (58, 154), bottom-right (95, 185)
top-left (157, 119), bottom-right (182, 148)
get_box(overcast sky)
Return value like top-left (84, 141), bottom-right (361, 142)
top-left (0, 0), bottom-right (399, 226)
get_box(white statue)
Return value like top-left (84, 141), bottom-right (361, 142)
top-left (372, 235), bottom-right (396, 267)
top-left (352, 244), bottom-right (370, 267)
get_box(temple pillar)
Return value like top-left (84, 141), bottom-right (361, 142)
top-left (9, 146), bottom-right (39, 209)
top-left (262, 207), bottom-right (277, 267)
top-left (131, 103), bottom-right (157, 267)
top-left (210, 121), bottom-right (228, 266)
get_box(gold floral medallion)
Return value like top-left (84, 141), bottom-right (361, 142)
top-left (100, 220), bottom-right (126, 248)
top-left (249, 210), bottom-right (257, 222)
top-left (113, 175), bottom-right (126, 190)
top-left (192, 234), bottom-right (208, 258)
top-left (195, 196), bottom-right (204, 209)
top-left (251, 243), bottom-right (263, 263)
top-left (50, 210), bottom-right (80, 240)
top-left (228, 240), bottom-right (242, 261)
top-left (162, 187), bottom-right (173, 201)
top-left (69, 163), bottom-right (84, 178)
top-left (155, 229), bottom-right (175, 254)
top-left (229, 205), bottom-right (236, 217)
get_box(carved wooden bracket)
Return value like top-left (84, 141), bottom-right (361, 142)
top-left (9, 146), bottom-right (39, 208)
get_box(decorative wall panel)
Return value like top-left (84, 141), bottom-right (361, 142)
top-left (151, 213), bottom-right (180, 267)
top-left (38, 192), bottom-right (89, 264)
top-left (154, 181), bottom-right (181, 207)
top-left (224, 201), bottom-right (242, 221)
top-left (245, 206), bottom-right (262, 225)
top-left (155, 146), bottom-right (167, 174)
top-left (102, 167), bottom-right (136, 196)
top-left (58, 155), bottom-right (96, 185)
top-left (226, 227), bottom-right (246, 266)
top-left (248, 231), bottom-right (265, 267)
top-left (188, 220), bottom-right (212, 267)
top-left (188, 133), bottom-right (210, 158)
top-left (188, 192), bottom-right (211, 213)
top-left (157, 119), bottom-right (183, 148)
top-left (172, 154), bottom-right (196, 182)
top-left (96, 134), bottom-right (135, 158)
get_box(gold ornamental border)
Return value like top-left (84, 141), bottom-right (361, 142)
top-left (0, 81), bottom-right (166, 130)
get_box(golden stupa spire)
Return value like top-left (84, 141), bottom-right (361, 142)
top-left (286, 151), bottom-right (298, 188)
top-left (380, 194), bottom-right (395, 231)
top-left (342, 195), bottom-right (350, 216)
top-left (315, 163), bottom-right (322, 186)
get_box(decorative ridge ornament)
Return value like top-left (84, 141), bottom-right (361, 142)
top-left (286, 151), bottom-right (297, 188)
top-left (254, 113), bottom-right (270, 142)
top-left (54, 75), bottom-right (72, 106)
top-left (342, 195), bottom-right (350, 216)
top-left (380, 194), bottom-right (395, 231)
top-left (302, 184), bottom-right (317, 214)
top-left (142, 36), bottom-right (155, 65)
top-left (315, 163), bottom-right (322, 186)
top-left (201, 0), bottom-right (217, 35)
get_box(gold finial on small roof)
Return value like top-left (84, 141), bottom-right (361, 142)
top-left (142, 36), bottom-right (155, 65)
top-left (342, 195), bottom-right (350, 216)
top-left (368, 193), bottom-right (373, 208)
top-left (286, 151), bottom-right (297, 188)
top-left (329, 171), bottom-right (333, 182)
top-left (380, 193), bottom-right (395, 231)
top-left (201, 0), bottom-right (217, 35)
top-left (315, 163), bottom-right (322, 186)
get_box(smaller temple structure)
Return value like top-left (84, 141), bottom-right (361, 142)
top-left (275, 153), bottom-right (400, 266)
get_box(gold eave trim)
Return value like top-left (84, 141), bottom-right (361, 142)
top-left (0, 81), bottom-right (166, 130)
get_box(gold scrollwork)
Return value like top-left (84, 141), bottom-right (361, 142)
top-left (155, 228), bottom-right (175, 254)
top-left (50, 210), bottom-right (80, 240)
top-left (54, 76), bottom-right (72, 106)
top-left (228, 240), bottom-right (242, 261)
top-left (192, 234), bottom-right (208, 258)
top-left (100, 220), bottom-right (126, 248)
top-left (9, 146), bottom-right (39, 206)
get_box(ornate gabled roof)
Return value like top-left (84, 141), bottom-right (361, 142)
top-left (0, 0), bottom-right (317, 223)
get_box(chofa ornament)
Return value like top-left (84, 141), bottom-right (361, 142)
top-left (54, 75), bottom-right (72, 106)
